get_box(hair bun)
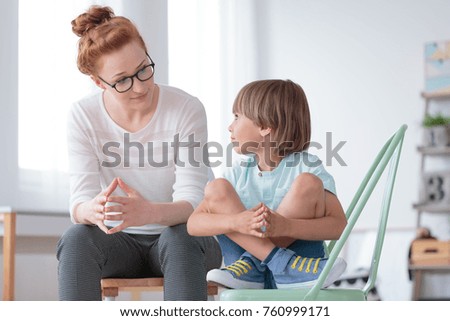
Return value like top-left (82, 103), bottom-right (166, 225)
top-left (72, 5), bottom-right (115, 37)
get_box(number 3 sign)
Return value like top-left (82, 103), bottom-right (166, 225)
top-left (420, 171), bottom-right (450, 204)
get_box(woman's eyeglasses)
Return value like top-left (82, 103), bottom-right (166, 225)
top-left (98, 53), bottom-right (155, 93)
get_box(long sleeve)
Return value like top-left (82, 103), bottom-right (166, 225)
top-left (172, 97), bottom-right (209, 209)
top-left (67, 102), bottom-right (102, 222)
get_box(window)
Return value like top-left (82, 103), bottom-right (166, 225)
top-left (17, 0), bottom-right (111, 212)
top-left (168, 0), bottom-right (259, 175)
top-left (168, 0), bottom-right (224, 176)
top-left (19, 0), bottom-right (97, 172)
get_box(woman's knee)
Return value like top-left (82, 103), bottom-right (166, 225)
top-left (56, 224), bottom-right (101, 259)
top-left (159, 224), bottom-right (193, 248)
top-left (158, 224), bottom-right (205, 264)
top-left (158, 224), bottom-right (221, 276)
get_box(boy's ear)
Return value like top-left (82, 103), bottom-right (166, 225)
top-left (259, 127), bottom-right (272, 137)
top-left (91, 75), bottom-right (106, 90)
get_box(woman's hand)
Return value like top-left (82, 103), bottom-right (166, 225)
top-left (104, 178), bottom-right (155, 234)
top-left (74, 178), bottom-right (118, 234)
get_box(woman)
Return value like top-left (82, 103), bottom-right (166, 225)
top-left (56, 5), bottom-right (221, 301)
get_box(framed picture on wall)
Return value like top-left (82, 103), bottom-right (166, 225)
top-left (425, 40), bottom-right (450, 94)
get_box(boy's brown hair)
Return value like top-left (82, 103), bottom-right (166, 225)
top-left (232, 79), bottom-right (311, 156)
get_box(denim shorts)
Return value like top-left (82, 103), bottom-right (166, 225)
top-left (216, 234), bottom-right (325, 289)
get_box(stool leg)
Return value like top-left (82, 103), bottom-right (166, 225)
top-left (207, 283), bottom-right (218, 301)
top-left (412, 270), bottom-right (423, 301)
top-left (130, 289), bottom-right (142, 301)
top-left (103, 287), bottom-right (119, 301)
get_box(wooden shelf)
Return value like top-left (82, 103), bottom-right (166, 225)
top-left (422, 91), bottom-right (450, 100)
top-left (413, 203), bottom-right (450, 213)
top-left (409, 263), bottom-right (450, 271)
top-left (414, 88), bottom-right (450, 300)
top-left (417, 146), bottom-right (450, 156)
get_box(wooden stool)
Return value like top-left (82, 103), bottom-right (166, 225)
top-left (101, 277), bottom-right (219, 301)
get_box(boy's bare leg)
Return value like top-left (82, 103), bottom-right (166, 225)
top-left (204, 178), bottom-right (275, 261)
top-left (271, 173), bottom-right (326, 248)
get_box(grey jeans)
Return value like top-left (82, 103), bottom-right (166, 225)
top-left (56, 224), bottom-right (222, 301)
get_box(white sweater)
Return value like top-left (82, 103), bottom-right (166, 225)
top-left (67, 85), bottom-right (209, 234)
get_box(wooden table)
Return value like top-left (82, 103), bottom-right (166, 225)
top-left (0, 207), bottom-right (16, 300)
top-left (1, 206), bottom-right (68, 300)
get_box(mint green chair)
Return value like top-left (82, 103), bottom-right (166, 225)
top-left (220, 124), bottom-right (407, 301)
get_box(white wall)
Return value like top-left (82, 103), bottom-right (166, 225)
top-left (253, 0), bottom-right (448, 228)
top-left (252, 0), bottom-right (450, 299)
top-left (0, 0), bottom-right (18, 207)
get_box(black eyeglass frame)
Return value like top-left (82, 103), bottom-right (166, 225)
top-left (98, 53), bottom-right (155, 93)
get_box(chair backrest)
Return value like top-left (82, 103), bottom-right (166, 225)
top-left (304, 124), bottom-right (407, 300)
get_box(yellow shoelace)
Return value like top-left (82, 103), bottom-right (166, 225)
top-left (224, 260), bottom-right (252, 277)
top-left (291, 256), bottom-right (321, 274)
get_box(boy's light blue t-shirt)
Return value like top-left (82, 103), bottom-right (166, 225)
top-left (222, 152), bottom-right (336, 211)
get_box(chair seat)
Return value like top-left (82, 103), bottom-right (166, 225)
top-left (102, 277), bottom-right (164, 288)
top-left (101, 277), bottom-right (219, 300)
top-left (220, 288), bottom-right (366, 301)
